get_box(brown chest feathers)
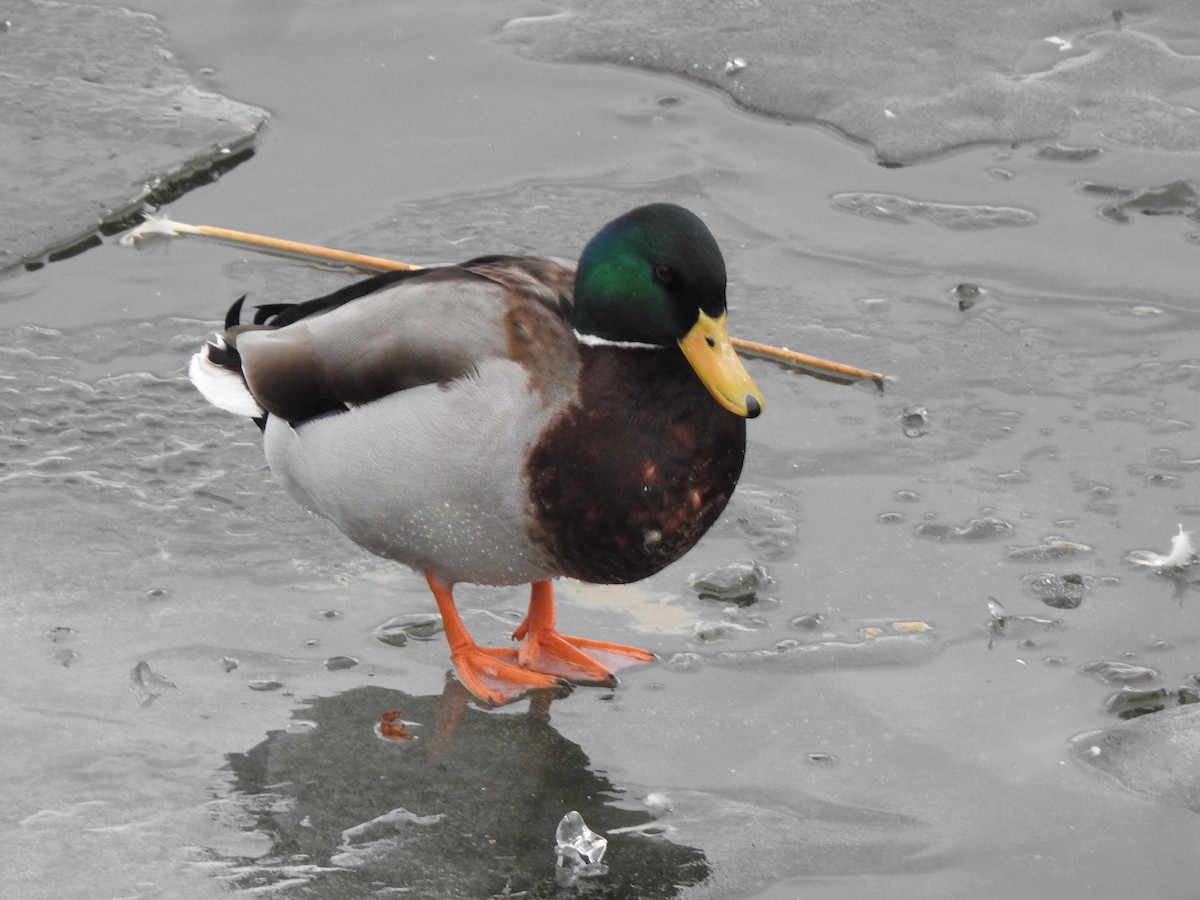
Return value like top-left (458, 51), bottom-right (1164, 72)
top-left (525, 345), bottom-right (746, 584)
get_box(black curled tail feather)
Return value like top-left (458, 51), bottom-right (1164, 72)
top-left (224, 295), bottom-right (248, 332)
top-left (206, 296), bottom-right (250, 381)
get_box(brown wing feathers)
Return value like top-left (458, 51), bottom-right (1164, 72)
top-left (206, 257), bottom-right (576, 426)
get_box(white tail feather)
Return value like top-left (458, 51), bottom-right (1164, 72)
top-left (189, 347), bottom-right (264, 418)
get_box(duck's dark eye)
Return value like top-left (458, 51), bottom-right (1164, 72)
top-left (652, 263), bottom-right (674, 285)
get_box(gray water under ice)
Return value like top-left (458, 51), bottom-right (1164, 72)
top-left (3, 1), bottom-right (1200, 898)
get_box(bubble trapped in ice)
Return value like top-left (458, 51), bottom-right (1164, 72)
top-left (555, 810), bottom-right (608, 886)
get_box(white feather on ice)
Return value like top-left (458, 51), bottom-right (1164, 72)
top-left (1128, 525), bottom-right (1196, 569)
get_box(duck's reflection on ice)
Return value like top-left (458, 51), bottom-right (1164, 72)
top-left (217, 682), bottom-right (709, 898)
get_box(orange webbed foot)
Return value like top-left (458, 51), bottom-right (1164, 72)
top-left (516, 629), bottom-right (656, 686)
top-left (425, 572), bottom-right (570, 706)
top-left (512, 581), bottom-right (656, 685)
top-left (449, 644), bottom-right (569, 706)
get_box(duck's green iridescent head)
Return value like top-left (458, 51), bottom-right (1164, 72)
top-left (574, 204), bottom-right (726, 344)
top-left (573, 203), bottom-right (764, 418)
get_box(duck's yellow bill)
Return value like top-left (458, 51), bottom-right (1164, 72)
top-left (679, 311), bottom-right (765, 418)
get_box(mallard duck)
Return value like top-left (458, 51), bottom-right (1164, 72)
top-left (191, 203), bottom-right (764, 705)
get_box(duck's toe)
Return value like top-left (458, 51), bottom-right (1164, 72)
top-left (450, 645), bottom-right (571, 706)
top-left (516, 629), bottom-right (655, 686)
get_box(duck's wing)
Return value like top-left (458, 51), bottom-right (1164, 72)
top-left (190, 256), bottom-right (576, 425)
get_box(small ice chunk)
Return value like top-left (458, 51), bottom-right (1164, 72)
top-left (341, 807), bottom-right (444, 845)
top-left (1080, 660), bottom-right (1160, 685)
top-left (555, 811), bottom-right (608, 886)
top-left (954, 282), bottom-right (983, 310)
top-left (374, 612), bottom-right (443, 646)
top-left (130, 660), bottom-right (175, 706)
top-left (917, 516), bottom-right (1014, 542)
top-left (986, 597), bottom-right (1061, 646)
top-left (689, 560), bottom-right (772, 605)
top-left (900, 405), bottom-right (928, 437)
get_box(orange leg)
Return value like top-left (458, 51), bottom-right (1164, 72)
top-left (512, 580), bottom-right (656, 685)
top-left (425, 572), bottom-right (568, 706)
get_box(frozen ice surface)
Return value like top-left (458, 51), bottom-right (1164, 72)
top-left (500, 0), bottom-right (1200, 163)
top-left (0, 1), bottom-right (266, 271)
top-left (1072, 705), bottom-right (1200, 811)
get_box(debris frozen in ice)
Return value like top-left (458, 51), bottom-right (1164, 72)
top-left (129, 660), bottom-right (176, 706)
top-left (725, 488), bottom-right (800, 561)
top-left (663, 651), bottom-right (702, 672)
top-left (954, 282), bottom-right (983, 310)
top-left (1080, 660), bottom-right (1160, 685)
top-left (1128, 524), bottom-right (1197, 569)
top-left (341, 807), bottom-right (444, 846)
top-left (1104, 685), bottom-right (1170, 719)
top-left (1082, 179), bottom-right (1200, 225)
top-left (689, 560), bottom-right (772, 605)
top-left (900, 405), bottom-right (929, 437)
top-left (1005, 537), bottom-right (1093, 561)
top-left (1034, 143), bottom-right (1102, 162)
top-left (790, 613), bottom-right (825, 631)
top-left (374, 613), bottom-right (444, 646)
top-left (832, 192), bottom-right (1037, 229)
top-left (555, 810), bottom-right (608, 886)
top-left (1026, 572), bottom-right (1086, 609)
top-left (916, 516), bottom-right (1013, 542)
top-left (713, 624), bottom-right (940, 671)
top-left (691, 619), bottom-right (756, 643)
top-left (986, 598), bottom-right (1062, 647)
top-left (45, 626), bottom-right (75, 643)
